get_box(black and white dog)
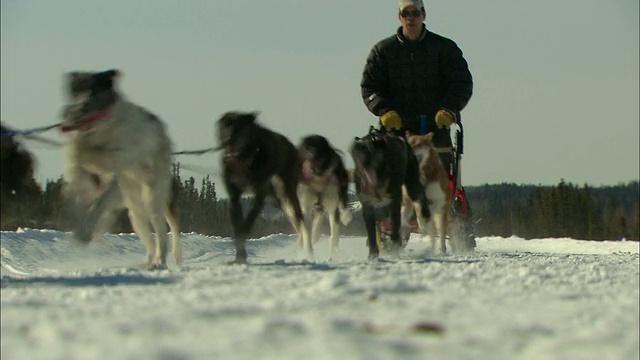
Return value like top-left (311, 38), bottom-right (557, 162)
top-left (60, 69), bottom-right (181, 269)
top-left (350, 127), bottom-right (430, 259)
top-left (216, 111), bottom-right (310, 264)
top-left (298, 134), bottom-right (352, 258)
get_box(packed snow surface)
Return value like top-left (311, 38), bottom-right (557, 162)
top-left (1, 229), bottom-right (638, 360)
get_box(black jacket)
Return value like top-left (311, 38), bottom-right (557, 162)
top-left (361, 25), bottom-right (473, 147)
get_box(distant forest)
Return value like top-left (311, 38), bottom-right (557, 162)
top-left (1, 163), bottom-right (638, 241)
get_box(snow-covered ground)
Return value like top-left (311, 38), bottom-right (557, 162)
top-left (1, 229), bottom-right (638, 360)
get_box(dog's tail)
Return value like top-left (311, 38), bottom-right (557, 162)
top-left (166, 184), bottom-right (182, 265)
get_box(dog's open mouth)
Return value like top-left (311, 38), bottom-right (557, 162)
top-left (302, 159), bottom-right (316, 181)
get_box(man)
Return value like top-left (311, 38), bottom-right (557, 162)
top-left (360, 0), bottom-right (476, 249)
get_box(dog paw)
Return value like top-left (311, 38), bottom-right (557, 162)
top-left (329, 247), bottom-right (338, 259)
top-left (73, 227), bottom-right (93, 244)
top-left (387, 243), bottom-right (403, 258)
top-left (340, 210), bottom-right (353, 226)
top-left (173, 250), bottom-right (183, 266)
top-left (147, 263), bottom-right (168, 271)
top-left (228, 256), bottom-right (247, 265)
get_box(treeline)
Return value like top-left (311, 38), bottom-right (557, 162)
top-left (1, 167), bottom-right (638, 241)
top-left (0, 163), bottom-right (367, 237)
top-left (467, 180), bottom-right (639, 241)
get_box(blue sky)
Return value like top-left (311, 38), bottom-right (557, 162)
top-left (1, 0), bottom-right (638, 197)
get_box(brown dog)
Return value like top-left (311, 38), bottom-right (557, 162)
top-left (404, 132), bottom-right (454, 254)
top-left (216, 111), bottom-right (310, 263)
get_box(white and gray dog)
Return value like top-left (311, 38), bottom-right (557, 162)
top-left (60, 69), bottom-right (181, 269)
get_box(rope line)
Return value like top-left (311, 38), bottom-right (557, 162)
top-left (172, 147), bottom-right (217, 156)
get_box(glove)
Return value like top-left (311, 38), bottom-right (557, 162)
top-left (435, 109), bottom-right (456, 129)
top-left (380, 110), bottom-right (402, 131)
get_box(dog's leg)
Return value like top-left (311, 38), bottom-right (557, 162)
top-left (440, 211), bottom-right (451, 254)
top-left (311, 206), bottom-right (323, 245)
top-left (429, 213), bottom-right (444, 254)
top-left (166, 200), bottom-right (182, 266)
top-left (93, 207), bottom-right (121, 240)
top-left (276, 176), bottom-right (312, 258)
top-left (127, 208), bottom-right (157, 268)
top-left (362, 203), bottom-right (379, 259)
top-left (411, 199), bottom-right (430, 250)
top-left (296, 185), bottom-right (313, 248)
top-left (327, 206), bottom-right (340, 259)
top-left (424, 182), bottom-right (448, 254)
top-left (292, 193), bottom-right (312, 259)
top-left (442, 192), bottom-right (454, 254)
top-left (404, 145), bottom-right (432, 229)
top-left (227, 187), bottom-right (248, 264)
top-left (63, 168), bottom-right (101, 238)
top-left (409, 188), bottom-right (433, 253)
top-left (388, 196), bottom-right (404, 257)
top-left (307, 207), bottom-right (324, 244)
top-left (338, 203), bottom-right (352, 226)
top-left (286, 199), bottom-right (312, 258)
top-left (400, 186), bottom-right (416, 243)
top-left (321, 193), bottom-right (341, 257)
top-left (338, 180), bottom-right (352, 226)
top-left (145, 184), bottom-right (170, 269)
top-left (92, 180), bottom-right (125, 240)
top-left (243, 191), bottom-right (266, 234)
top-left (120, 180), bottom-right (158, 268)
top-left (75, 176), bottom-right (120, 243)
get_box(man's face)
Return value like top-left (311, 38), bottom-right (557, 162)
top-left (398, 6), bottom-right (425, 30)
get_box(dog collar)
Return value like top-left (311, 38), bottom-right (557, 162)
top-left (60, 108), bottom-right (112, 133)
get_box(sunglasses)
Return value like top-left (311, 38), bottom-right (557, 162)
top-left (400, 9), bottom-right (422, 18)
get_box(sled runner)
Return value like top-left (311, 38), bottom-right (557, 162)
top-left (447, 122), bottom-right (477, 250)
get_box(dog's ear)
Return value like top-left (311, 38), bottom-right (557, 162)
top-left (248, 111), bottom-right (260, 123)
top-left (94, 69), bottom-right (120, 89)
top-left (423, 132), bottom-right (435, 142)
top-left (66, 72), bottom-right (79, 82)
top-left (65, 71), bottom-right (81, 88)
top-left (98, 69), bottom-right (120, 81)
top-left (65, 71), bottom-right (90, 97)
top-left (78, 69), bottom-right (119, 95)
top-left (64, 72), bottom-right (74, 96)
top-left (318, 135), bottom-right (331, 150)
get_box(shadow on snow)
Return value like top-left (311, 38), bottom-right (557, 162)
top-left (1, 273), bottom-right (177, 288)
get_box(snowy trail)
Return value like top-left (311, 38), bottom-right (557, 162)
top-left (1, 229), bottom-right (638, 360)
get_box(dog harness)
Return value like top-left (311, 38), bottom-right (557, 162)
top-left (60, 108), bottom-right (112, 133)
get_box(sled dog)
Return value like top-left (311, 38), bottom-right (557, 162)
top-left (0, 123), bottom-right (36, 225)
top-left (404, 132), bottom-right (454, 254)
top-left (350, 127), bottom-right (430, 259)
top-left (216, 111), bottom-right (309, 263)
top-left (298, 134), bottom-right (352, 258)
top-left (60, 69), bottom-right (181, 269)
